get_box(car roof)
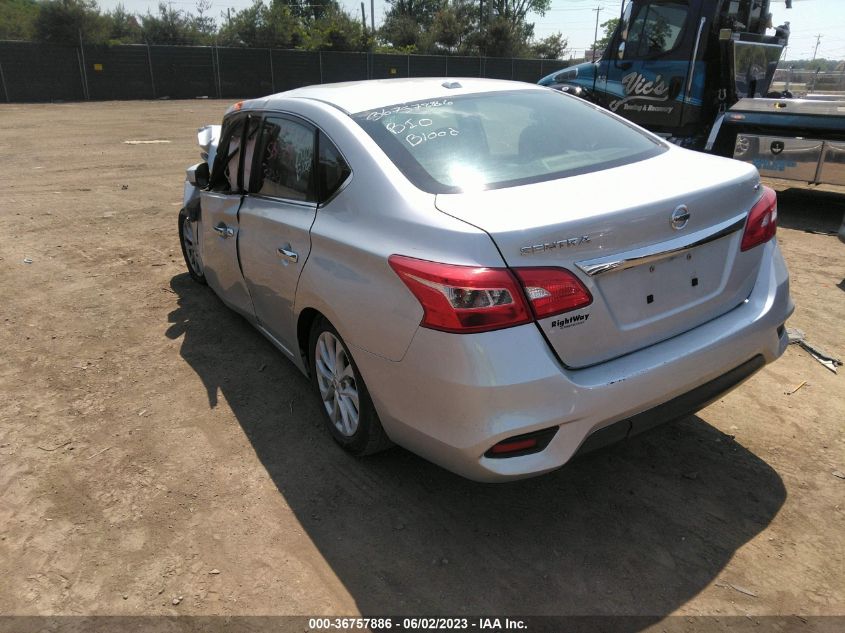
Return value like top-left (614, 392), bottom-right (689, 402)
top-left (232, 77), bottom-right (546, 116)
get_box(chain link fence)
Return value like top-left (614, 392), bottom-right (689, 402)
top-left (0, 40), bottom-right (568, 103)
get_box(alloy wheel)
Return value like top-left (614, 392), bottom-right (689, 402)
top-left (314, 331), bottom-right (360, 437)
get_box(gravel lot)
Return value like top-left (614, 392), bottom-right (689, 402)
top-left (0, 100), bottom-right (843, 623)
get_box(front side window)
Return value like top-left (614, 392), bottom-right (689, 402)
top-left (352, 90), bottom-right (664, 194)
top-left (625, 1), bottom-right (688, 58)
top-left (209, 114), bottom-right (262, 192)
top-left (210, 115), bottom-right (245, 192)
top-left (255, 116), bottom-right (315, 202)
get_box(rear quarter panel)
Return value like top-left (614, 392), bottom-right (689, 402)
top-left (286, 99), bottom-right (506, 362)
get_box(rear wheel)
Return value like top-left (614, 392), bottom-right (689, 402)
top-left (309, 317), bottom-right (392, 456)
top-left (178, 209), bottom-right (206, 284)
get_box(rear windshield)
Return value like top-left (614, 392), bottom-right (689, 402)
top-left (352, 89), bottom-right (665, 193)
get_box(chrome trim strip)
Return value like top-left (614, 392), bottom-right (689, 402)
top-left (705, 112), bottom-right (725, 152)
top-left (575, 213), bottom-right (747, 277)
top-left (686, 17), bottom-right (707, 102)
top-left (255, 323), bottom-right (296, 359)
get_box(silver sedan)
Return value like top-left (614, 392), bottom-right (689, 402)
top-left (178, 78), bottom-right (793, 482)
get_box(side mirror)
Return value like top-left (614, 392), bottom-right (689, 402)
top-left (186, 162), bottom-right (210, 189)
top-left (615, 42), bottom-right (632, 69)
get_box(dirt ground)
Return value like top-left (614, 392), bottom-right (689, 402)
top-left (0, 101), bottom-right (843, 624)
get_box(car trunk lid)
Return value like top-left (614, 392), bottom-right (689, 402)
top-left (435, 150), bottom-right (765, 368)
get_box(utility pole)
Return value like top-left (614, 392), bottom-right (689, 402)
top-left (360, 2), bottom-right (367, 31)
top-left (370, 0), bottom-right (374, 31)
top-left (812, 34), bottom-right (822, 60)
top-left (592, 6), bottom-right (603, 62)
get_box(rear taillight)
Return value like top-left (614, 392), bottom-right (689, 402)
top-left (388, 255), bottom-right (532, 334)
top-left (741, 186), bottom-right (778, 252)
top-left (513, 267), bottom-right (593, 319)
top-left (389, 255), bottom-right (592, 334)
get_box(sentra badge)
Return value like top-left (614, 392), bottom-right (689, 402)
top-left (521, 235), bottom-right (591, 255)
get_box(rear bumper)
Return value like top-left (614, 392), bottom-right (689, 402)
top-left (572, 354), bottom-right (766, 458)
top-left (353, 240), bottom-right (792, 482)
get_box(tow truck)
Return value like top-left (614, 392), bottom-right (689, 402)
top-left (538, 0), bottom-right (845, 187)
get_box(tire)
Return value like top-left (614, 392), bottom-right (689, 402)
top-left (178, 208), bottom-right (206, 285)
top-left (309, 316), bottom-right (392, 456)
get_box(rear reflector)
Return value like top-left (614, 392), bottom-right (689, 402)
top-left (485, 427), bottom-right (559, 459)
top-left (388, 255), bottom-right (532, 334)
top-left (741, 186), bottom-right (778, 251)
top-left (490, 438), bottom-right (537, 454)
top-left (513, 267), bottom-right (593, 319)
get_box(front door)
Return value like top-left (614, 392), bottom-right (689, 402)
top-left (598, 0), bottom-right (694, 133)
top-left (238, 115), bottom-right (319, 356)
top-left (199, 113), bottom-right (258, 317)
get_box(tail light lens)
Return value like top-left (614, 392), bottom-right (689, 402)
top-left (388, 255), bottom-right (532, 334)
top-left (513, 267), bottom-right (593, 319)
top-left (389, 255), bottom-right (592, 334)
top-left (741, 186), bottom-right (778, 252)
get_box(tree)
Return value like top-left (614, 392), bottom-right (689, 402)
top-left (217, 0), bottom-right (309, 48)
top-left (384, 0), bottom-right (443, 28)
top-left (276, 0), bottom-right (336, 22)
top-left (379, 0), bottom-right (442, 51)
top-left (431, 0), bottom-right (477, 53)
top-left (431, 4), bottom-right (461, 52)
top-left (481, 15), bottom-right (533, 57)
top-left (218, 1), bottom-right (267, 46)
top-left (105, 4), bottom-right (143, 44)
top-left (193, 0), bottom-right (216, 41)
top-left (35, 0), bottom-right (109, 45)
top-left (489, 0), bottom-right (550, 28)
top-left (303, 7), bottom-right (364, 51)
top-left (380, 13), bottom-right (423, 49)
top-left (264, 0), bottom-right (306, 47)
top-left (479, 0), bottom-right (551, 57)
top-left (0, 0), bottom-right (40, 40)
top-left (594, 17), bottom-right (619, 54)
top-left (141, 2), bottom-right (203, 44)
top-left (529, 32), bottom-right (566, 59)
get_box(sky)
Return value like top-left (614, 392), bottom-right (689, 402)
top-left (93, 0), bottom-right (845, 61)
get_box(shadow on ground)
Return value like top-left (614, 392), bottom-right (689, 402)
top-left (167, 273), bottom-right (786, 625)
top-left (775, 187), bottom-right (845, 234)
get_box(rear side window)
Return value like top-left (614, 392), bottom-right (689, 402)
top-left (317, 132), bottom-right (351, 203)
top-left (255, 116), bottom-right (315, 202)
top-left (352, 90), bottom-right (664, 194)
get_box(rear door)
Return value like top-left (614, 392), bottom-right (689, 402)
top-left (238, 117), bottom-right (350, 355)
top-left (200, 113), bottom-right (256, 316)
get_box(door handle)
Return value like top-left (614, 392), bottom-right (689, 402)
top-left (213, 224), bottom-right (234, 238)
top-left (277, 247), bottom-right (299, 263)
